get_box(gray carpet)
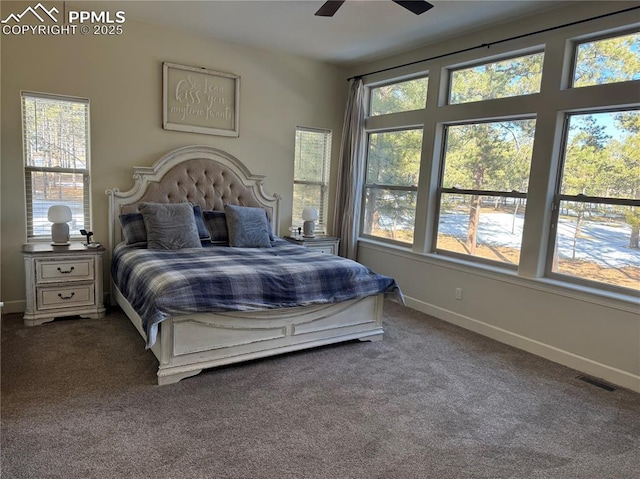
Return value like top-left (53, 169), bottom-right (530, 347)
top-left (1, 301), bottom-right (639, 479)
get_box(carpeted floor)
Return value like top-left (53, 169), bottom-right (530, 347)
top-left (1, 301), bottom-right (639, 479)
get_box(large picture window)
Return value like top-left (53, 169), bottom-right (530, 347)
top-left (548, 110), bottom-right (639, 292)
top-left (22, 92), bottom-right (91, 240)
top-left (357, 22), bottom-right (638, 298)
top-left (436, 120), bottom-right (535, 265)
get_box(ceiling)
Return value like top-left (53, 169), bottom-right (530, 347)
top-left (75, 0), bottom-right (567, 65)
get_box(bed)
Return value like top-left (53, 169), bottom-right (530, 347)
top-left (106, 145), bottom-right (401, 385)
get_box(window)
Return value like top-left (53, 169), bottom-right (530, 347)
top-left (548, 110), bottom-right (640, 292)
top-left (370, 77), bottom-right (428, 116)
top-left (572, 31), bottom-right (640, 88)
top-left (292, 127), bottom-right (331, 233)
top-left (436, 120), bottom-right (536, 265)
top-left (361, 76), bottom-right (428, 244)
top-left (357, 21), bottom-right (638, 298)
top-left (362, 129), bottom-right (422, 244)
top-left (22, 92), bottom-right (90, 240)
top-left (449, 52), bottom-right (544, 104)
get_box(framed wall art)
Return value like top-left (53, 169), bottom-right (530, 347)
top-left (163, 62), bottom-right (240, 137)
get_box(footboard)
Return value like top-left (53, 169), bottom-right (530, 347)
top-left (114, 285), bottom-right (384, 385)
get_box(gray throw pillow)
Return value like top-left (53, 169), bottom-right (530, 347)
top-left (119, 213), bottom-right (147, 246)
top-left (120, 205), bottom-right (210, 246)
top-left (224, 204), bottom-right (272, 248)
top-left (203, 210), bottom-right (229, 245)
top-left (192, 205), bottom-right (212, 242)
top-left (139, 202), bottom-right (202, 250)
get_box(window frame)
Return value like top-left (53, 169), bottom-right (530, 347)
top-left (369, 75), bottom-right (429, 116)
top-left (292, 126), bottom-right (332, 234)
top-left (356, 23), bottom-right (639, 298)
top-left (433, 119), bottom-right (534, 269)
top-left (545, 109), bottom-right (640, 295)
top-left (21, 91), bottom-right (92, 241)
top-left (358, 74), bottom-right (428, 246)
top-left (569, 29), bottom-right (640, 89)
top-left (360, 127), bottom-right (423, 246)
top-left (446, 48), bottom-right (545, 105)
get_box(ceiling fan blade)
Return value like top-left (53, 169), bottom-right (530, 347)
top-left (392, 0), bottom-right (434, 15)
top-left (315, 0), bottom-right (346, 17)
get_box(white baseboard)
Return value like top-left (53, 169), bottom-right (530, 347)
top-left (404, 296), bottom-right (640, 394)
top-left (1, 300), bottom-right (25, 315)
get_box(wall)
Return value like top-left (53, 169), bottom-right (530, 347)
top-left (347, 1), bottom-right (640, 392)
top-left (0, 2), bottom-right (347, 311)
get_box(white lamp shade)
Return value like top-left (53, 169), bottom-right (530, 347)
top-left (48, 205), bottom-right (72, 223)
top-left (302, 206), bottom-right (318, 222)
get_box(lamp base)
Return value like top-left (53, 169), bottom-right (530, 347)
top-left (51, 223), bottom-right (70, 245)
top-left (51, 242), bottom-right (70, 246)
top-left (303, 220), bottom-right (315, 238)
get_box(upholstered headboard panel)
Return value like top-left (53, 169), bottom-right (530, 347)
top-left (119, 158), bottom-right (270, 216)
top-left (106, 146), bottom-right (280, 251)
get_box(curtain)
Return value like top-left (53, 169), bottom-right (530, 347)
top-left (332, 78), bottom-right (366, 260)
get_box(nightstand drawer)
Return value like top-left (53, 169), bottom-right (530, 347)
top-left (37, 285), bottom-right (95, 310)
top-left (36, 259), bottom-right (94, 283)
top-left (310, 246), bottom-right (336, 254)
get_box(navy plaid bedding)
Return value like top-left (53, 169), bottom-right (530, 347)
top-left (111, 240), bottom-right (403, 347)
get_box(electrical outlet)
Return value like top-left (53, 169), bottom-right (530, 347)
top-left (455, 287), bottom-right (463, 300)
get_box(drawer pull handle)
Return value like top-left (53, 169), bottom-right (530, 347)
top-left (58, 292), bottom-right (75, 300)
top-left (57, 266), bottom-right (75, 274)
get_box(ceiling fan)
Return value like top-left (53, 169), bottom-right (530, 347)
top-left (315, 0), bottom-right (434, 17)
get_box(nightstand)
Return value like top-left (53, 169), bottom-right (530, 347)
top-left (22, 243), bottom-right (106, 326)
top-left (284, 235), bottom-right (340, 255)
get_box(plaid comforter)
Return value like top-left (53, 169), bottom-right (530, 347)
top-left (111, 240), bottom-right (403, 347)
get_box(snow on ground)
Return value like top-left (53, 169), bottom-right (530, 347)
top-left (438, 212), bottom-right (639, 268)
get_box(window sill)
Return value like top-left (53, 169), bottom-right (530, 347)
top-left (27, 237), bottom-right (84, 243)
top-left (357, 237), bottom-right (639, 314)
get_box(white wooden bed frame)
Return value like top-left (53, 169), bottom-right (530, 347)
top-left (106, 145), bottom-right (384, 385)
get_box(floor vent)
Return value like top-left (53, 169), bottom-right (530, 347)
top-left (577, 375), bottom-right (616, 391)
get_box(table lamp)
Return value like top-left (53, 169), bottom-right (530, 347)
top-left (302, 206), bottom-right (318, 238)
top-left (48, 205), bottom-right (72, 245)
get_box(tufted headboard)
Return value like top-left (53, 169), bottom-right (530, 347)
top-left (106, 145), bottom-right (281, 252)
